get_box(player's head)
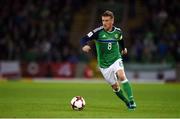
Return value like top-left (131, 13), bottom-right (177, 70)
top-left (101, 10), bottom-right (114, 31)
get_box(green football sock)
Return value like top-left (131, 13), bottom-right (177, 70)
top-left (122, 79), bottom-right (134, 102)
top-left (114, 88), bottom-right (129, 105)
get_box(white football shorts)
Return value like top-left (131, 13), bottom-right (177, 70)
top-left (99, 59), bottom-right (124, 85)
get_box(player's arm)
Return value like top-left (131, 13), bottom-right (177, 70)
top-left (118, 38), bottom-right (127, 55)
top-left (80, 35), bottom-right (92, 53)
top-left (116, 27), bottom-right (127, 55)
top-left (80, 27), bottom-right (101, 53)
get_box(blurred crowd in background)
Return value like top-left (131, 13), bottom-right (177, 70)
top-left (0, 0), bottom-right (179, 64)
top-left (127, 0), bottom-right (179, 64)
top-left (0, 0), bottom-right (87, 62)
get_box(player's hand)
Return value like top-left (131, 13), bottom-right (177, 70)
top-left (82, 45), bottom-right (91, 53)
top-left (121, 48), bottom-right (127, 55)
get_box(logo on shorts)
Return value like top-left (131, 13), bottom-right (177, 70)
top-left (119, 61), bottom-right (123, 67)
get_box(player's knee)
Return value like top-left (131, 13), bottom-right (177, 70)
top-left (116, 70), bottom-right (126, 81)
top-left (111, 83), bottom-right (119, 91)
top-left (120, 76), bottom-right (126, 81)
top-left (117, 74), bottom-right (126, 81)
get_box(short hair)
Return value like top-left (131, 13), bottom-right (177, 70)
top-left (102, 10), bottom-right (114, 19)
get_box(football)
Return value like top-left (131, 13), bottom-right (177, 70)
top-left (70, 96), bottom-right (86, 111)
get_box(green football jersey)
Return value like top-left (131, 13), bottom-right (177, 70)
top-left (87, 26), bottom-right (123, 68)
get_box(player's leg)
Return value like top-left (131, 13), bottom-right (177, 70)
top-left (116, 69), bottom-right (136, 108)
top-left (99, 67), bottom-right (129, 107)
top-left (113, 59), bottom-right (136, 103)
top-left (111, 81), bottom-right (129, 106)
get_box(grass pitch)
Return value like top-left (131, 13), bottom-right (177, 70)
top-left (0, 80), bottom-right (180, 118)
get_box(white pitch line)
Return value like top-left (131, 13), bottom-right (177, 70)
top-left (33, 78), bottom-right (106, 84)
top-left (32, 78), bottom-right (165, 84)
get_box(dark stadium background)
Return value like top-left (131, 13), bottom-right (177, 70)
top-left (0, 0), bottom-right (179, 81)
top-left (0, 0), bottom-right (180, 118)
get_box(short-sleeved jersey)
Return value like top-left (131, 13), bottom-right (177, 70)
top-left (85, 26), bottom-right (123, 68)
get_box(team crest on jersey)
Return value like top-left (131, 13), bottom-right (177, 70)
top-left (115, 34), bottom-right (119, 39)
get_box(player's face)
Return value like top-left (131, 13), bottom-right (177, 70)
top-left (102, 16), bottom-right (114, 31)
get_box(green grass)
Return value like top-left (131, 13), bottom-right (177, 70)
top-left (0, 80), bottom-right (180, 118)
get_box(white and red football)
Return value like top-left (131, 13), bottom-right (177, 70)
top-left (70, 96), bottom-right (85, 111)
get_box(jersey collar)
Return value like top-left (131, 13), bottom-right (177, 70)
top-left (106, 26), bottom-right (115, 33)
